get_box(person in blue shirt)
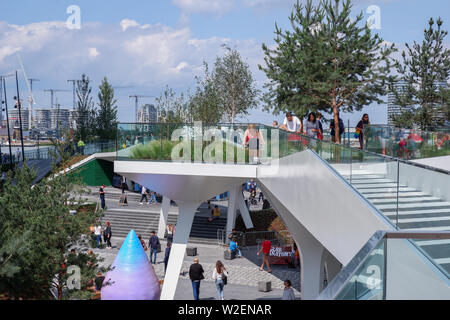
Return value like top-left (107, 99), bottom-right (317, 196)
top-left (229, 238), bottom-right (242, 258)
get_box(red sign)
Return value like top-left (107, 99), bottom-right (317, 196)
top-left (269, 246), bottom-right (294, 265)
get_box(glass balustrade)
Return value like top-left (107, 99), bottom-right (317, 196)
top-left (363, 125), bottom-right (450, 160)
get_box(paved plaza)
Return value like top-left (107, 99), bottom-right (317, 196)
top-left (93, 237), bottom-right (302, 300)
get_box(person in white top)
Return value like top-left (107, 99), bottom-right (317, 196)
top-left (280, 112), bottom-right (302, 133)
top-left (140, 186), bottom-right (148, 205)
top-left (94, 224), bottom-right (102, 248)
top-left (212, 260), bottom-right (229, 300)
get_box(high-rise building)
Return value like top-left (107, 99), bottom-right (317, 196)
top-left (34, 109), bottom-right (51, 130)
top-left (8, 108), bottom-right (30, 131)
top-left (137, 104), bottom-right (157, 123)
top-left (387, 80), bottom-right (411, 125)
top-left (50, 108), bottom-right (70, 130)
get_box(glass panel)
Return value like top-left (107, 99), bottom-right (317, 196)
top-left (411, 239), bottom-right (450, 280)
top-left (335, 238), bottom-right (385, 300)
top-left (364, 125), bottom-right (450, 160)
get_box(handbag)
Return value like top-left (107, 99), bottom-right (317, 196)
top-left (222, 274), bottom-right (227, 285)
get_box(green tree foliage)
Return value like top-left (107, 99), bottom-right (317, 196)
top-left (213, 46), bottom-right (259, 123)
top-left (189, 62), bottom-right (223, 124)
top-left (156, 85), bottom-right (193, 123)
top-left (0, 139), bottom-right (104, 299)
top-left (96, 77), bottom-right (118, 141)
top-left (75, 74), bottom-right (96, 142)
top-left (390, 18), bottom-right (450, 130)
top-left (260, 0), bottom-right (395, 142)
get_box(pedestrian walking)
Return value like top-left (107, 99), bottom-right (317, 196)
top-left (148, 231), bottom-right (160, 264)
top-left (103, 221), bottom-right (112, 249)
top-left (356, 113), bottom-right (370, 149)
top-left (257, 236), bottom-right (272, 273)
top-left (164, 242), bottom-right (172, 274)
top-left (212, 260), bottom-right (228, 300)
top-left (282, 280), bottom-right (296, 300)
top-left (121, 176), bottom-right (127, 193)
top-left (140, 186), bottom-right (148, 205)
top-left (149, 190), bottom-right (157, 204)
top-left (99, 184), bottom-right (106, 210)
top-left (94, 223), bottom-right (102, 248)
top-left (189, 258), bottom-right (205, 300)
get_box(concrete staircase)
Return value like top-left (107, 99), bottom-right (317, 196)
top-left (94, 188), bottom-right (228, 245)
top-left (338, 172), bottom-right (450, 275)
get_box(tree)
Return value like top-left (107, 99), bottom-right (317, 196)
top-left (0, 139), bottom-right (104, 299)
top-left (189, 62), bottom-right (223, 124)
top-left (156, 85), bottom-right (193, 123)
top-left (389, 17), bottom-right (450, 130)
top-left (96, 77), bottom-right (118, 141)
top-left (213, 46), bottom-right (259, 123)
top-left (260, 0), bottom-right (395, 143)
top-left (75, 74), bottom-right (96, 142)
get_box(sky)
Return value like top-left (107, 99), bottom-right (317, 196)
top-left (0, 0), bottom-right (449, 126)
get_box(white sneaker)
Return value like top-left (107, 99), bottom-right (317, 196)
top-left (139, 202), bottom-right (143, 205)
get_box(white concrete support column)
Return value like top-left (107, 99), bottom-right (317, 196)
top-left (225, 188), bottom-right (238, 243)
top-left (236, 186), bottom-right (254, 229)
top-left (161, 201), bottom-right (200, 300)
top-left (321, 249), bottom-right (342, 291)
top-left (157, 197), bottom-right (171, 239)
top-left (258, 183), bottom-right (325, 300)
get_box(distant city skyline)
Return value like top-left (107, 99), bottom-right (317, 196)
top-left (0, 0), bottom-right (449, 127)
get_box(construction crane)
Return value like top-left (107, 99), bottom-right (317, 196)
top-left (67, 79), bottom-right (80, 110)
top-left (129, 95), bottom-right (155, 122)
top-left (44, 89), bottom-right (71, 109)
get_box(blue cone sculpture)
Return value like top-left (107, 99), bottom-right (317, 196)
top-left (101, 230), bottom-right (160, 300)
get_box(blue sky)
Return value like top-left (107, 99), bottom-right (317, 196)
top-left (0, 0), bottom-right (449, 125)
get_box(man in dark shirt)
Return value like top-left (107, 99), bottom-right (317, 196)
top-left (148, 231), bottom-right (160, 264)
top-left (189, 258), bottom-right (205, 300)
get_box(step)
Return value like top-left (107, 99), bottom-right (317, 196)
top-left (352, 183), bottom-right (407, 189)
top-left (377, 202), bottom-right (450, 212)
top-left (358, 187), bottom-right (418, 194)
top-left (364, 192), bottom-right (430, 199)
top-left (370, 197), bottom-right (442, 205)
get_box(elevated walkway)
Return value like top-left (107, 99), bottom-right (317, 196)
top-left (112, 122), bottom-right (449, 299)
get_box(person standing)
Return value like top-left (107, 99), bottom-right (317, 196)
top-left (279, 112), bottom-right (302, 133)
top-left (189, 258), bottom-right (205, 300)
top-left (304, 112), bottom-right (320, 138)
top-left (103, 221), bottom-right (112, 249)
top-left (356, 113), bottom-right (370, 149)
top-left (121, 176), bottom-right (127, 193)
top-left (272, 120), bottom-right (279, 128)
top-left (282, 280), bottom-right (296, 300)
top-left (164, 241), bottom-right (172, 274)
top-left (140, 186), bottom-right (148, 205)
top-left (212, 260), bottom-right (228, 300)
top-left (257, 236), bottom-right (272, 273)
top-left (148, 231), bottom-right (160, 264)
top-left (99, 184), bottom-right (106, 210)
top-left (316, 112), bottom-right (324, 140)
top-left (94, 223), bottom-right (102, 248)
top-left (330, 114), bottom-right (345, 143)
top-left (166, 224), bottom-right (174, 245)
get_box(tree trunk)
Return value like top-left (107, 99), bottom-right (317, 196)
top-left (333, 100), bottom-right (340, 144)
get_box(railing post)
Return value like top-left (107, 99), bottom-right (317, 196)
top-left (396, 160), bottom-right (400, 230)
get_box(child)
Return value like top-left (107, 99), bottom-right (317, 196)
top-left (282, 280), bottom-right (296, 300)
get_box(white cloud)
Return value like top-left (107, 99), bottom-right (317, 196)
top-left (0, 19), bottom-right (266, 96)
top-left (120, 19), bottom-right (140, 31)
top-left (88, 47), bottom-right (100, 59)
